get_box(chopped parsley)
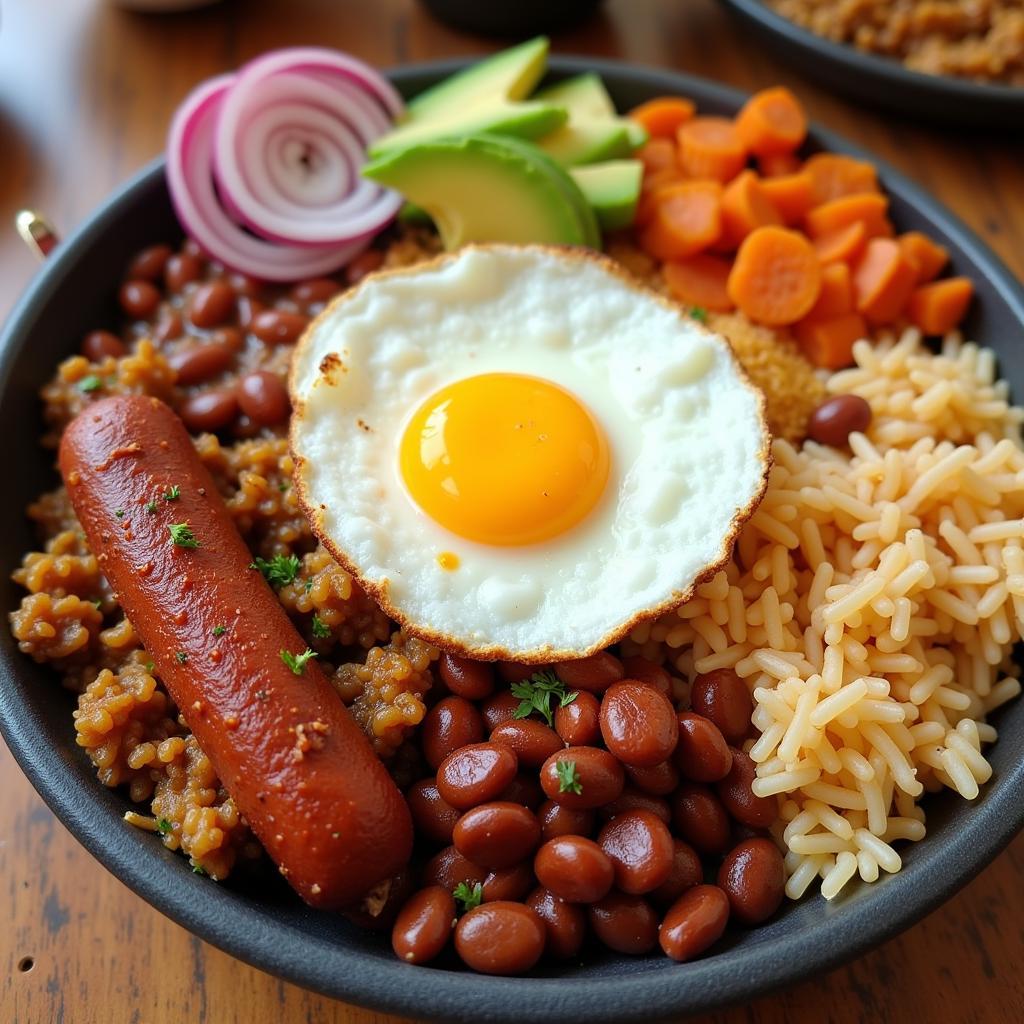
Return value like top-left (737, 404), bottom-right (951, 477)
top-left (168, 522), bottom-right (199, 549)
top-left (175, 651), bottom-right (188, 664)
top-left (91, 598), bottom-right (103, 610)
top-left (250, 553), bottom-right (301, 588)
top-left (145, 500), bottom-right (158, 514)
top-left (156, 818), bottom-right (173, 835)
top-left (212, 625), bottom-right (227, 637)
top-left (556, 759), bottom-right (583, 795)
top-left (281, 647), bottom-right (317, 676)
top-left (78, 375), bottom-right (104, 393)
top-left (453, 881), bottom-right (483, 913)
top-left (192, 864), bottom-right (207, 876)
top-left (304, 578), bottom-right (313, 594)
top-left (510, 670), bottom-right (578, 729)
top-left (163, 484), bottom-right (181, 502)
top-left (115, 508), bottom-right (125, 519)
top-left (311, 614), bottom-right (331, 639)
top-left (689, 306), bottom-right (708, 324)
top-left (145, 660), bottom-right (155, 673)
top-left (278, 480), bottom-right (291, 493)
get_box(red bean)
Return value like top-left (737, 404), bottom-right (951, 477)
top-left (498, 774), bottom-right (544, 810)
top-left (597, 810), bottom-right (674, 895)
top-left (236, 370), bottom-right (290, 426)
top-left (526, 887), bottom-right (586, 960)
top-left (189, 281), bottom-right (236, 328)
top-left (345, 248), bottom-right (384, 285)
top-left (481, 690), bottom-right (522, 731)
top-left (422, 845), bottom-right (487, 892)
top-left (439, 653), bottom-right (494, 701)
top-left (718, 837), bottom-right (785, 924)
top-left (169, 342), bottom-right (234, 386)
top-left (237, 296), bottom-right (264, 329)
top-left (482, 863), bottom-right (534, 903)
top-left (588, 892), bottom-right (659, 955)
top-left (675, 712), bottom-right (733, 782)
top-left (227, 272), bottom-right (262, 298)
top-left (165, 252), bottom-right (203, 293)
top-left (534, 836), bottom-right (614, 903)
top-left (672, 783), bottom-right (733, 856)
top-left (391, 886), bottom-right (455, 964)
top-left (600, 682), bottom-right (679, 767)
top-left (621, 656), bottom-right (673, 693)
top-left (154, 311), bottom-right (183, 343)
top-left (119, 280), bottom-right (161, 319)
top-left (178, 388), bottom-right (239, 433)
top-left (716, 749), bottom-right (778, 829)
top-left (497, 662), bottom-right (538, 684)
top-left (250, 309), bottom-right (309, 346)
top-left (455, 902), bottom-right (545, 975)
top-left (453, 802), bottom-right (540, 870)
top-left (659, 885), bottom-right (730, 962)
top-left (650, 839), bottom-right (704, 905)
top-left (538, 800), bottom-right (595, 841)
top-left (290, 277), bottom-right (340, 306)
top-left (600, 788), bottom-right (671, 826)
top-left (625, 759), bottom-right (679, 796)
top-left (554, 690), bottom-right (601, 746)
top-left (211, 325), bottom-right (244, 352)
top-left (554, 651), bottom-right (624, 693)
top-left (808, 393), bottom-right (872, 448)
top-left (690, 669), bottom-right (753, 744)
top-left (436, 743), bottom-right (518, 810)
top-left (422, 696), bottom-right (484, 771)
top-left (490, 719), bottom-right (563, 768)
top-left (81, 330), bottom-right (125, 361)
top-left (540, 747), bottom-right (624, 810)
top-left (127, 244), bottom-right (172, 282)
top-left (406, 778), bottom-right (460, 845)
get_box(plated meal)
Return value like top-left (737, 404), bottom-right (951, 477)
top-left (6, 38), bottom-right (1023, 981)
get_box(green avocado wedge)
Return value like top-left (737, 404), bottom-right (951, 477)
top-left (569, 160), bottom-right (643, 231)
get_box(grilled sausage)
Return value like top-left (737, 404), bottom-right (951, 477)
top-left (59, 394), bottom-right (412, 909)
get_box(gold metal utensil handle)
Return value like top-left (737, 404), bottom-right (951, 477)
top-left (15, 209), bottom-right (60, 260)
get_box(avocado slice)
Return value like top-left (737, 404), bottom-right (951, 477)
top-left (534, 73), bottom-right (617, 120)
top-left (569, 160), bottom-right (643, 231)
top-left (362, 135), bottom-right (595, 249)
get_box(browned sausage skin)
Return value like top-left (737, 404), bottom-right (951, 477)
top-left (59, 394), bottom-right (412, 909)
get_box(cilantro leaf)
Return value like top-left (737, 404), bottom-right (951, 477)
top-left (311, 613), bottom-right (331, 639)
top-left (156, 818), bottom-right (173, 835)
top-left (175, 651), bottom-right (188, 664)
top-left (168, 522), bottom-right (199, 549)
top-left (508, 669), bottom-right (578, 728)
top-left (689, 306), bottom-right (708, 323)
top-left (453, 881), bottom-right (483, 913)
top-left (250, 554), bottom-right (301, 588)
top-left (163, 484), bottom-right (181, 501)
top-left (281, 647), bottom-right (318, 676)
top-left (145, 500), bottom-right (158, 514)
top-left (212, 625), bottom-right (227, 637)
top-left (78, 375), bottom-right (104, 393)
top-left (556, 759), bottom-right (583, 795)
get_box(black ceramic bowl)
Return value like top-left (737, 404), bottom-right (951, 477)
top-left (1, 58), bottom-right (1023, 1023)
top-left (719, 0), bottom-right (1024, 126)
top-left (419, 0), bottom-right (605, 37)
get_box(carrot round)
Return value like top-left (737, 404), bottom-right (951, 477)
top-left (761, 171), bottom-right (814, 225)
top-left (907, 277), bottom-right (974, 335)
top-left (758, 152), bottom-right (802, 178)
top-left (852, 237), bottom-right (917, 325)
top-left (663, 254), bottom-right (735, 312)
top-left (813, 221), bottom-right (868, 265)
top-left (721, 169), bottom-right (782, 247)
top-left (636, 168), bottom-right (685, 226)
top-left (898, 231), bottom-right (949, 284)
top-left (805, 193), bottom-right (891, 239)
top-left (677, 117), bottom-right (747, 182)
top-left (727, 225), bottom-right (822, 326)
top-left (805, 261), bottom-right (854, 319)
top-left (735, 86), bottom-right (807, 157)
top-left (630, 96), bottom-right (696, 139)
top-left (638, 180), bottom-right (723, 261)
top-left (794, 312), bottom-right (866, 370)
top-left (639, 137), bottom-right (678, 174)
top-left (803, 153), bottom-right (879, 205)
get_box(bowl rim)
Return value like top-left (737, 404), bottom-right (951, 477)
top-left (1, 55), bottom-right (1023, 1023)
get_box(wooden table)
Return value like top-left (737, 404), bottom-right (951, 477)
top-left (2, 1), bottom-right (1023, 1021)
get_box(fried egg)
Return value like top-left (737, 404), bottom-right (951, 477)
top-left (290, 245), bottom-right (769, 661)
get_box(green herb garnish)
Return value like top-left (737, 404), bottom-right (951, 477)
top-left (78, 375), bottom-right (104, 393)
top-left (145, 660), bottom-right (155, 673)
top-left (311, 614), bottom-right (331, 639)
top-left (91, 598), bottom-right (103, 610)
top-left (115, 509), bottom-right (125, 519)
top-left (278, 480), bottom-right (290, 493)
top-left (145, 500), bottom-right (158, 514)
top-left (453, 881), bottom-right (483, 913)
top-left (156, 818), bottom-right (173, 835)
top-left (250, 553), bottom-right (301, 588)
top-left (556, 759), bottom-right (583, 795)
top-left (212, 625), bottom-right (227, 637)
top-left (510, 670), bottom-right (578, 728)
top-left (175, 651), bottom-right (188, 664)
top-left (689, 306), bottom-right (708, 323)
top-left (281, 647), bottom-right (317, 676)
top-left (192, 864), bottom-right (207, 876)
top-left (163, 485), bottom-right (181, 502)
top-left (168, 522), bottom-right (199, 549)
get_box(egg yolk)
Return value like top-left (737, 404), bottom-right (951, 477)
top-left (399, 373), bottom-right (610, 546)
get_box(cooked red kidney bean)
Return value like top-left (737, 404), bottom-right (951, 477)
top-left (600, 787), bottom-right (671, 826)
top-left (497, 662), bottom-right (538, 684)
top-left (672, 783), bottom-right (733, 856)
top-left (422, 696), bottom-right (484, 771)
top-left (250, 309), bottom-right (309, 346)
top-left (534, 836), bottom-right (614, 903)
top-left (538, 800), bottom-right (595, 841)
top-left (81, 330), bottom-right (125, 362)
top-left (439, 652), bottom-right (494, 701)
top-left (540, 747), bottom-right (624, 810)
top-left (808, 394), bottom-right (872, 448)
top-left (499, 773), bottom-right (544, 810)
top-left (597, 810), bottom-right (674, 895)
top-left (236, 370), bottom-right (290, 426)
top-left (211, 325), bottom-right (244, 352)
top-left (178, 388), bottom-right (239, 433)
top-left (422, 845), bottom-right (487, 892)
top-left (406, 778), bottom-right (460, 845)
top-left (554, 690), bottom-right (601, 746)
top-left (626, 759), bottom-right (679, 796)
top-left (169, 341), bottom-right (234, 386)
top-left (526, 887), bottom-right (586, 960)
top-left (659, 885), bottom-right (730, 962)
top-left (345, 868), bottom-right (415, 931)
top-left (481, 690), bottom-right (522, 731)
top-left (453, 802), bottom-right (540, 870)
top-left (391, 886), bottom-right (455, 964)
top-left (119, 280), bottom-right (161, 319)
top-left (290, 277), bottom-right (340, 306)
top-left (436, 742), bottom-right (518, 810)
top-left (490, 719), bottom-right (563, 768)
top-left (455, 902), bottom-right (545, 975)
top-left (600, 682), bottom-right (679, 767)
top-left (621, 656), bottom-right (673, 693)
top-left (716, 749), bottom-right (778, 829)
top-left (165, 252), bottom-right (203, 293)
top-left (345, 248), bottom-right (384, 285)
top-left (651, 839), bottom-right (704, 905)
top-left (482, 863), bottom-right (534, 903)
top-left (154, 311), bottom-right (183, 343)
top-left (227, 272), bottom-right (262, 298)
top-left (127, 244), bottom-right (172, 282)
top-left (554, 651), bottom-right (624, 693)
top-left (690, 669), bottom-right (753, 744)
top-left (189, 281), bottom-right (235, 327)
top-left (675, 712), bottom-right (733, 782)
top-left (718, 837), bottom-right (785, 925)
top-left (588, 892), bottom-right (659, 955)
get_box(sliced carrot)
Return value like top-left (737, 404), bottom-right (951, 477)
top-left (630, 97), bottom-right (697, 139)
top-left (677, 117), bottom-right (748, 182)
top-left (663, 254), bottom-right (735, 312)
top-left (636, 168), bottom-right (686, 226)
top-left (805, 262), bottom-right (853, 319)
top-left (761, 171), bottom-right (815, 224)
top-left (813, 221), bottom-right (868, 265)
top-left (907, 277), bottom-right (974, 335)
top-left (638, 180), bottom-right (723, 261)
top-left (898, 231), bottom-right (949, 284)
top-left (639, 137), bottom-right (678, 174)
top-left (805, 193), bottom-right (891, 239)
top-left (794, 312), bottom-right (866, 370)
top-left (721, 169), bottom-right (782, 247)
top-left (726, 225), bottom-right (822, 326)
top-left (758, 152), bottom-right (802, 178)
top-left (735, 86), bottom-right (807, 157)
top-left (852, 237), bottom-right (917, 325)
top-left (803, 153), bottom-right (879, 205)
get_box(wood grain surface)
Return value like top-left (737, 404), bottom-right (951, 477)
top-left (2, 1), bottom-right (1023, 1022)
